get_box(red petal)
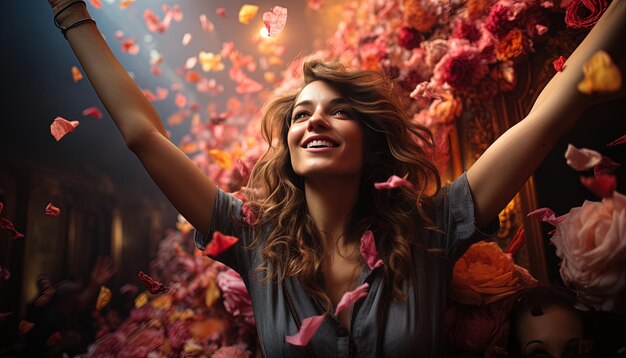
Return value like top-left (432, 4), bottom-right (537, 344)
top-left (580, 174), bottom-right (616, 198)
top-left (505, 226), bottom-right (525, 255)
top-left (137, 271), bottom-right (169, 294)
top-left (285, 313), bottom-right (326, 346)
top-left (203, 231), bottom-right (239, 257)
top-left (607, 134), bottom-right (626, 147)
top-left (82, 106), bottom-right (103, 119)
top-left (46, 331), bottom-right (62, 346)
top-left (374, 175), bottom-right (415, 190)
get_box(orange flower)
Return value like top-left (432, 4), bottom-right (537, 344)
top-left (465, 0), bottom-right (490, 20)
top-left (450, 242), bottom-right (537, 305)
top-left (403, 0), bottom-right (438, 32)
top-left (495, 28), bottom-right (525, 62)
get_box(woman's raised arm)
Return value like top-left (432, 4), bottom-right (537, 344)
top-left (466, 0), bottom-right (626, 228)
top-left (50, 0), bottom-right (217, 234)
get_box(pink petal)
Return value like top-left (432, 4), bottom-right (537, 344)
top-left (82, 106), bottom-right (103, 119)
top-left (527, 207), bottom-right (567, 226)
top-left (45, 203), bottom-right (61, 217)
top-left (0, 312), bottom-right (12, 320)
top-left (374, 175), bottom-right (415, 190)
top-left (564, 144), bottom-right (602, 171)
top-left (263, 6), bottom-right (288, 37)
top-left (235, 75), bottom-right (263, 94)
top-left (285, 313), bottom-right (326, 346)
top-left (203, 231), bottom-right (239, 257)
top-left (199, 14), bottom-right (214, 32)
top-left (0, 217), bottom-right (25, 239)
top-left (580, 174), bottom-right (616, 198)
top-left (215, 8), bottom-right (227, 17)
top-left (335, 283), bottom-right (369, 316)
top-left (50, 117), bottom-right (79, 142)
top-left (607, 134), bottom-right (626, 147)
top-left (360, 231), bottom-right (383, 270)
top-left (182, 33), bottom-right (192, 45)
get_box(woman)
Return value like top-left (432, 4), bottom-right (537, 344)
top-left (46, 0), bottom-right (626, 356)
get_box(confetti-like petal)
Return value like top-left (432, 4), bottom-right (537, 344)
top-left (71, 66), bottom-right (83, 82)
top-left (119, 0), bottom-right (135, 9)
top-left (88, 0), bottom-right (101, 9)
top-left (121, 38), bottom-right (139, 55)
top-left (580, 174), bottom-right (616, 198)
top-left (0, 312), bottom-right (12, 320)
top-left (607, 134), bottom-right (626, 147)
top-left (18, 320), bottom-right (34, 334)
top-left (96, 286), bottom-right (112, 311)
top-left (527, 207), bottom-right (567, 226)
top-left (50, 117), bottom-right (79, 142)
top-left (216, 8), bottom-right (227, 17)
top-left (144, 9), bottom-right (167, 33)
top-left (203, 231), bottom-right (239, 256)
top-left (182, 33), bottom-right (192, 45)
top-left (285, 313), bottom-right (326, 346)
top-left (45, 203), bottom-right (61, 217)
top-left (239, 5), bottom-right (259, 25)
top-left (263, 6), bottom-right (288, 37)
top-left (82, 106), bottom-right (103, 119)
top-left (235, 75), bottom-right (263, 94)
top-left (138, 271), bottom-right (169, 294)
top-left (335, 283), bottom-right (369, 316)
top-left (577, 51), bottom-right (622, 94)
top-left (0, 265), bottom-right (10, 281)
top-left (553, 55), bottom-right (566, 72)
top-left (199, 14), bottom-right (214, 32)
top-left (175, 93), bottom-right (187, 108)
top-left (594, 156), bottom-right (620, 177)
top-left (564, 144), bottom-right (602, 171)
top-left (199, 52), bottom-right (225, 72)
top-left (209, 149), bottom-right (233, 169)
top-left (47, 331), bottom-right (62, 347)
top-left (0, 217), bottom-right (25, 240)
top-left (360, 230), bottom-right (383, 270)
top-left (374, 175), bottom-right (415, 190)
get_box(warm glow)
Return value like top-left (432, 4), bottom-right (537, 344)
top-left (259, 26), bottom-right (270, 38)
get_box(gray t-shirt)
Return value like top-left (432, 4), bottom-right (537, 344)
top-left (194, 173), bottom-right (499, 357)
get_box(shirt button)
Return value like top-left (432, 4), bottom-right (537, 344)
top-left (337, 326), bottom-right (349, 337)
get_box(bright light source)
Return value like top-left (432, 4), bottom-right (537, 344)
top-left (259, 27), bottom-right (270, 38)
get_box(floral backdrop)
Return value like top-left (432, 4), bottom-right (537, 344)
top-left (2, 0), bottom-right (622, 356)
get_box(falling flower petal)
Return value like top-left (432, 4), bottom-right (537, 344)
top-left (577, 51), bottom-right (622, 94)
top-left (216, 8), bottom-right (227, 17)
top-left (285, 313), bottom-right (326, 346)
top-left (580, 174), bottom-right (616, 198)
top-left (199, 14), bottom-right (214, 32)
top-left (89, 0), bottom-right (101, 9)
top-left (239, 5), bottom-right (259, 25)
top-left (0, 217), bottom-right (24, 240)
top-left (374, 175), bottom-right (415, 190)
top-left (199, 52), bottom-right (225, 72)
top-left (360, 230), bottom-right (383, 269)
top-left (18, 320), bottom-right (34, 334)
top-left (138, 271), bottom-right (169, 294)
top-left (335, 283), bottom-right (369, 316)
top-left (47, 331), bottom-right (62, 347)
top-left (564, 144), bottom-right (602, 171)
top-left (553, 55), bottom-right (566, 72)
top-left (527, 207), bottom-right (567, 226)
top-left (0, 312), bottom-right (12, 320)
top-left (0, 265), bottom-right (10, 281)
top-left (203, 231), bottom-right (239, 257)
top-left (96, 286), bottom-right (112, 311)
top-left (607, 134), bottom-right (626, 147)
top-left (134, 291), bottom-right (149, 308)
top-left (82, 106), bottom-right (103, 119)
top-left (182, 33), bottom-right (192, 45)
top-left (71, 66), bottom-right (83, 82)
top-left (263, 6), bottom-right (288, 37)
top-left (119, 0), bottom-right (135, 9)
top-left (144, 9), bottom-right (167, 33)
top-left (209, 149), bottom-right (233, 169)
top-left (45, 203), bottom-right (61, 217)
top-left (50, 117), bottom-right (79, 142)
top-left (121, 38), bottom-right (139, 55)
top-left (235, 75), bottom-right (263, 94)
top-left (175, 93), bottom-right (187, 108)
top-left (594, 156), bottom-right (620, 177)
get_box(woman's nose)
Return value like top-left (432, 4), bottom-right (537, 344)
top-left (307, 110), bottom-right (329, 131)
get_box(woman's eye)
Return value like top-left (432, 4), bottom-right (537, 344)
top-left (334, 109), bottom-right (350, 117)
top-left (292, 112), bottom-right (309, 121)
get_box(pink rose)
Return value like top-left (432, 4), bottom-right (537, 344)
top-left (217, 269), bottom-right (255, 325)
top-left (565, 0), bottom-right (608, 29)
top-left (551, 192), bottom-right (626, 310)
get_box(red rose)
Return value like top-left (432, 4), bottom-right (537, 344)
top-left (565, 0), bottom-right (608, 29)
top-left (397, 26), bottom-right (423, 50)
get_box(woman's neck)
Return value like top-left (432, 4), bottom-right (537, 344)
top-left (304, 175), bottom-right (360, 249)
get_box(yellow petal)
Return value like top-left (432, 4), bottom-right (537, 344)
top-left (151, 293), bottom-right (172, 310)
top-left (95, 286), bottom-right (112, 311)
top-left (134, 291), bottom-right (149, 308)
top-left (205, 280), bottom-right (221, 308)
top-left (209, 149), bottom-right (233, 169)
top-left (238, 5), bottom-right (259, 25)
top-left (578, 50), bottom-right (622, 94)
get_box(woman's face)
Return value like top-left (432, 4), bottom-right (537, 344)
top-left (516, 305), bottom-right (586, 357)
top-left (287, 80), bottom-right (364, 179)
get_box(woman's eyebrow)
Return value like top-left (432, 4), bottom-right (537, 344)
top-left (294, 97), bottom-right (349, 109)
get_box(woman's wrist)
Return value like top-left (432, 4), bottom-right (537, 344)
top-left (53, 1), bottom-right (90, 29)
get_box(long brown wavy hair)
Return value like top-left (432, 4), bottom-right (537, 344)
top-left (245, 59), bottom-right (442, 307)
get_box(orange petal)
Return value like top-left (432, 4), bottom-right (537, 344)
top-left (578, 51), bottom-right (622, 94)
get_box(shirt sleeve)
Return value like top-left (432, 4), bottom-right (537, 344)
top-left (435, 172), bottom-right (500, 263)
top-left (193, 188), bottom-right (255, 277)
